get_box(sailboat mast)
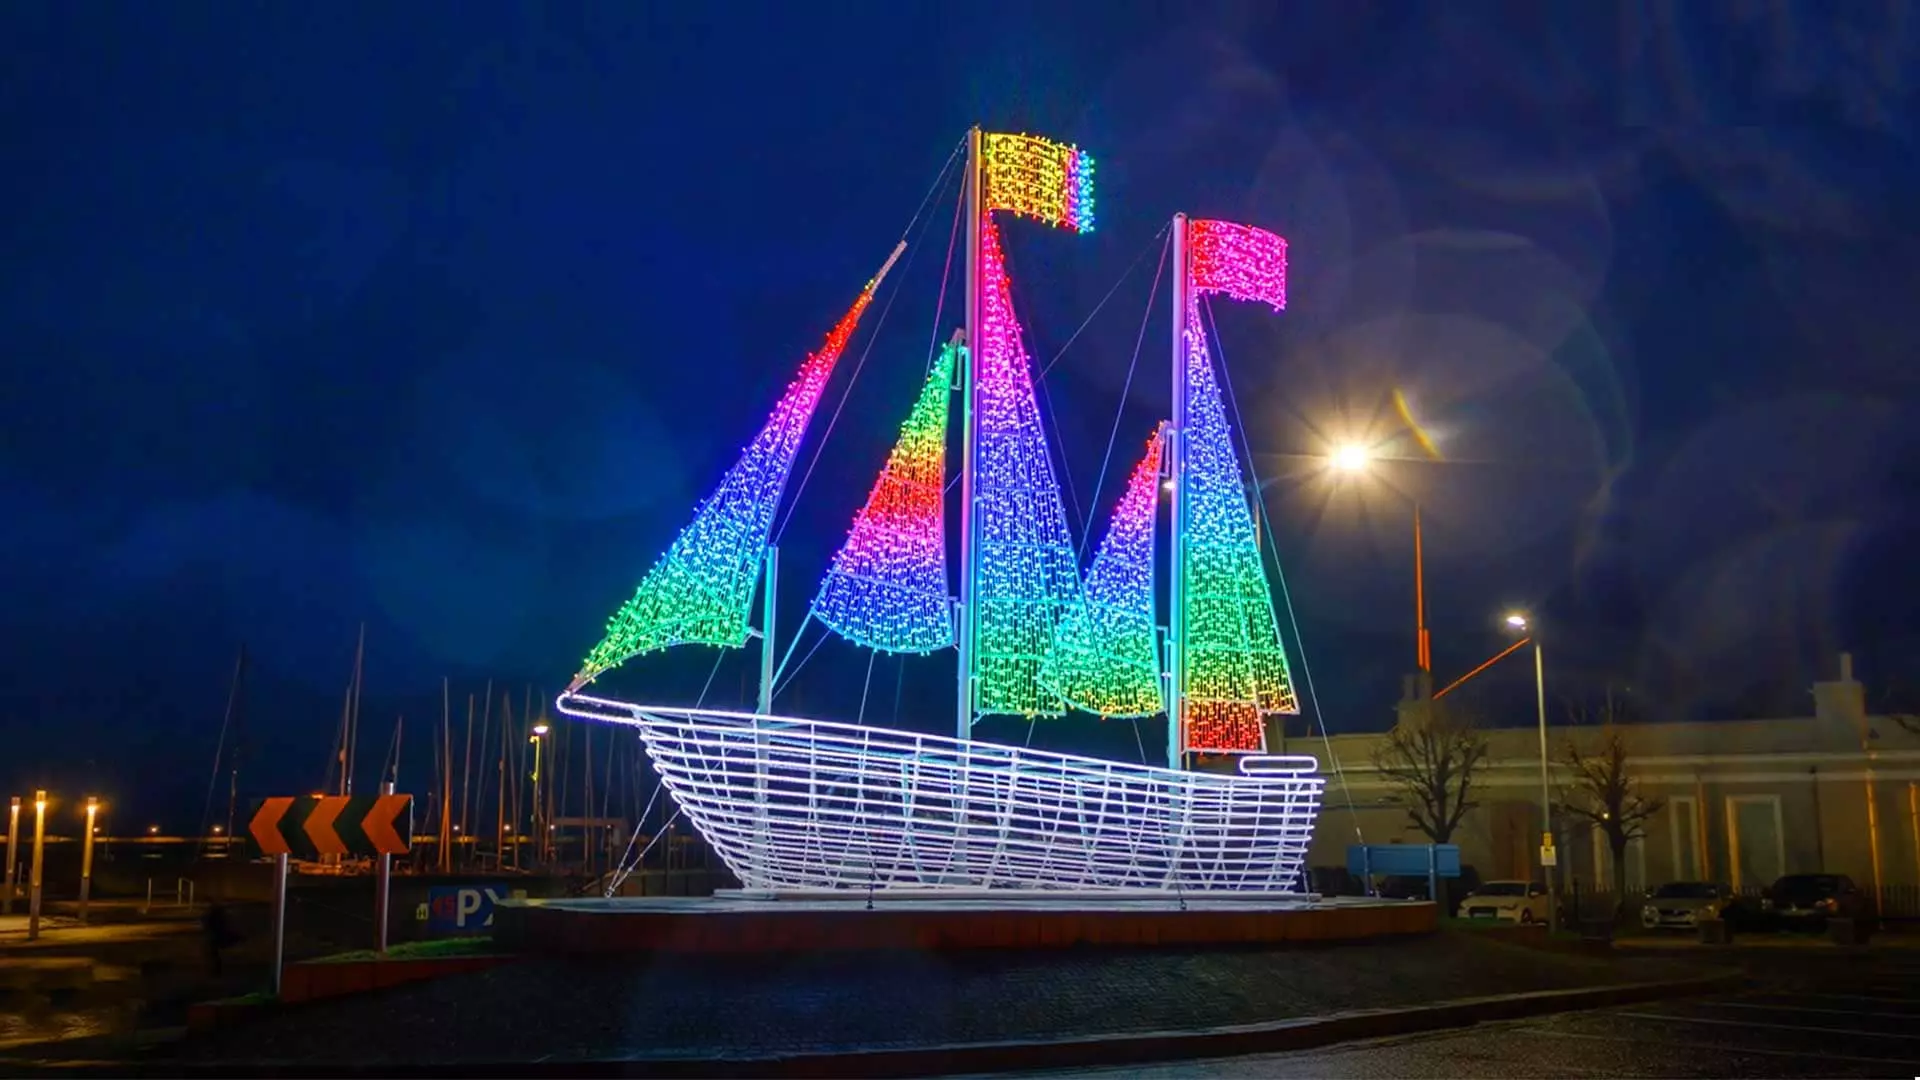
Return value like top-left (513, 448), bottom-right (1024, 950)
top-left (345, 623), bottom-right (365, 796)
top-left (756, 548), bottom-right (778, 714)
top-left (956, 125), bottom-right (983, 741)
top-left (1166, 213), bottom-right (1189, 771)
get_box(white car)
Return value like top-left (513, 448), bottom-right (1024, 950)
top-left (1456, 880), bottom-right (1548, 923)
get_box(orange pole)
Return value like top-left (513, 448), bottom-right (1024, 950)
top-left (1432, 637), bottom-right (1530, 700)
top-left (1414, 505), bottom-right (1429, 672)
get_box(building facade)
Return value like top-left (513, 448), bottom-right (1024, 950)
top-left (1300, 656), bottom-right (1920, 901)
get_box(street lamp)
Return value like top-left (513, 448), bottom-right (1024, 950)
top-left (1506, 612), bottom-right (1558, 933)
top-left (1326, 441), bottom-right (1430, 677)
top-left (4, 797), bottom-right (18, 916)
top-left (79, 797), bottom-right (98, 924)
top-left (28, 791), bottom-right (46, 941)
top-left (530, 723), bottom-right (550, 866)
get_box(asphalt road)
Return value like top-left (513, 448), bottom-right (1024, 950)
top-left (1001, 950), bottom-right (1920, 1079)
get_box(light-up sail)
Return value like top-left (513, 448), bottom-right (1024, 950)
top-left (812, 344), bottom-right (957, 653)
top-left (573, 270), bottom-right (889, 687)
top-left (1040, 426), bottom-right (1166, 717)
top-left (969, 220), bottom-right (1083, 718)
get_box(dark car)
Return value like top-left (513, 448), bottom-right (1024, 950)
top-left (1761, 873), bottom-right (1874, 929)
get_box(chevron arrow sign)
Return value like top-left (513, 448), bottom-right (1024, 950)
top-left (248, 795), bottom-right (413, 859)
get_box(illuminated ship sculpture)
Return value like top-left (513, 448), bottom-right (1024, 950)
top-left (558, 130), bottom-right (1324, 893)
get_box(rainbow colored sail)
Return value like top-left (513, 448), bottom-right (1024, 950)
top-left (812, 344), bottom-right (957, 654)
top-left (969, 219), bottom-right (1083, 718)
top-left (1179, 220), bottom-right (1298, 753)
top-left (574, 278), bottom-right (881, 686)
top-left (1040, 426), bottom-right (1167, 718)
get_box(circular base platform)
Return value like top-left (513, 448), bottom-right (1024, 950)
top-left (492, 893), bottom-right (1437, 954)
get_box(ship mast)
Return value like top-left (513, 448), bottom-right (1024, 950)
top-left (1166, 213), bottom-right (1189, 771)
top-left (956, 126), bottom-right (983, 740)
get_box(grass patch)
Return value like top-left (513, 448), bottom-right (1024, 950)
top-left (310, 936), bottom-right (499, 963)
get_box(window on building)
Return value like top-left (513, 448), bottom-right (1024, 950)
top-left (1727, 794), bottom-right (1785, 891)
top-left (1669, 796), bottom-right (1701, 880)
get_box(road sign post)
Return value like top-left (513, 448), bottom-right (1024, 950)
top-left (375, 782), bottom-right (395, 955)
top-left (269, 853), bottom-right (288, 997)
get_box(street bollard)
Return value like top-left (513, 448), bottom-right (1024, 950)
top-left (143, 878), bottom-right (152, 915)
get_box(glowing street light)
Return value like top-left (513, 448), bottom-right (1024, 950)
top-left (1505, 613), bottom-right (1529, 630)
top-left (79, 797), bottom-right (98, 924)
top-left (1328, 443), bottom-right (1373, 473)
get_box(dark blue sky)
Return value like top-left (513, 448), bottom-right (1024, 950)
top-left (6, 2), bottom-right (1920, 826)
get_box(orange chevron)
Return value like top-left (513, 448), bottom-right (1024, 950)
top-left (249, 797), bottom-right (294, 856)
top-left (304, 796), bottom-right (349, 858)
top-left (362, 794), bottom-right (411, 855)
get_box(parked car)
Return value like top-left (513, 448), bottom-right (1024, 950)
top-left (1455, 879), bottom-right (1548, 923)
top-left (1640, 881), bottom-right (1750, 931)
top-left (1761, 873), bottom-right (1875, 929)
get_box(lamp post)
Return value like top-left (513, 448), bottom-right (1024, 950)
top-left (1506, 613), bottom-right (1557, 933)
top-left (1328, 443), bottom-right (1431, 683)
top-left (4, 797), bottom-right (17, 916)
top-left (79, 797), bottom-right (98, 924)
top-left (28, 791), bottom-right (46, 941)
top-left (530, 722), bottom-right (549, 868)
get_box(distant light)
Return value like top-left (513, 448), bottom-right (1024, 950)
top-left (1505, 613), bottom-right (1529, 630)
top-left (453, 825), bottom-right (462, 833)
top-left (1329, 444), bottom-right (1372, 473)
top-left (532, 722), bottom-right (551, 737)
top-left (148, 825), bottom-right (159, 835)
top-left (212, 825), bottom-right (224, 834)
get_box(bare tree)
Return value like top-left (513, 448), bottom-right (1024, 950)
top-left (1371, 703), bottom-right (1490, 845)
top-left (1557, 704), bottom-right (1664, 912)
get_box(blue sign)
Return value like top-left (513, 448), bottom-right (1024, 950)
top-left (1346, 843), bottom-right (1461, 879)
top-left (425, 885), bottom-right (509, 934)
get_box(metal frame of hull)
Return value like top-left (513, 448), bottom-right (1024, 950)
top-left (559, 692), bottom-right (1323, 893)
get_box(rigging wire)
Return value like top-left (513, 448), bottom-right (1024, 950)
top-left (775, 142), bottom-right (963, 543)
top-left (1076, 230), bottom-right (1169, 563)
top-left (1200, 300), bottom-right (1365, 843)
top-left (855, 649), bottom-right (878, 726)
top-left (1028, 223), bottom-right (1173, 544)
top-left (924, 156), bottom-right (967, 373)
top-left (604, 628), bottom-right (729, 896)
top-left (774, 620), bottom-right (832, 699)
top-left (1034, 371), bottom-right (1086, 537)
top-left (1037, 223), bottom-right (1172, 379)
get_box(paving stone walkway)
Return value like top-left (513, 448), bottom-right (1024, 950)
top-left (176, 934), bottom-right (1703, 1066)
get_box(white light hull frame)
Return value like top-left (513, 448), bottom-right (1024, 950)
top-left (558, 693), bottom-right (1324, 893)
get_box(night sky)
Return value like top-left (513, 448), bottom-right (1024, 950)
top-left (6, 3), bottom-right (1920, 828)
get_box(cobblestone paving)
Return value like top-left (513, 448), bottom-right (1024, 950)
top-left (177, 935), bottom-right (1699, 1066)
